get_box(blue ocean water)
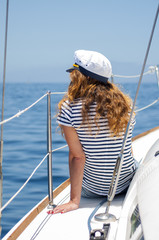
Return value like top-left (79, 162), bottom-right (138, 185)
top-left (0, 80), bottom-right (159, 238)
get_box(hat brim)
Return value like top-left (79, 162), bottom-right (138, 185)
top-left (66, 63), bottom-right (109, 84)
top-left (66, 64), bottom-right (79, 72)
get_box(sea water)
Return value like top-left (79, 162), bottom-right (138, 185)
top-left (0, 79), bottom-right (159, 238)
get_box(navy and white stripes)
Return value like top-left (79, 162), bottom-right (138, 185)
top-left (57, 99), bottom-right (136, 196)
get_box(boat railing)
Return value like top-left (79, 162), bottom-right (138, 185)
top-left (0, 91), bottom-right (68, 214)
top-left (0, 91), bottom-right (66, 126)
top-left (0, 143), bottom-right (67, 213)
top-left (0, 67), bottom-right (159, 215)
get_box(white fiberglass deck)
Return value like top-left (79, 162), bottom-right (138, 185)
top-left (4, 185), bottom-right (125, 240)
top-left (3, 127), bottom-right (159, 240)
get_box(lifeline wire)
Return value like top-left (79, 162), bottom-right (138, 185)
top-left (0, 144), bottom-right (68, 213)
top-left (0, 92), bottom-right (67, 126)
top-left (136, 98), bottom-right (159, 112)
top-left (0, 70), bottom-right (157, 127)
top-left (0, 93), bottom-right (47, 125)
top-left (113, 70), bottom-right (151, 78)
top-left (51, 92), bottom-right (67, 95)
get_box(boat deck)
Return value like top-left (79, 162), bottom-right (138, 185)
top-left (6, 185), bottom-right (125, 240)
top-left (3, 127), bottom-right (159, 240)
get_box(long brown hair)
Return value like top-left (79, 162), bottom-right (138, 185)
top-left (58, 70), bottom-right (132, 136)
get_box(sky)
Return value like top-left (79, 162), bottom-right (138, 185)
top-left (0, 0), bottom-right (159, 83)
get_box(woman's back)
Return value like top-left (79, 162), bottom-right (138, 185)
top-left (58, 98), bottom-right (136, 195)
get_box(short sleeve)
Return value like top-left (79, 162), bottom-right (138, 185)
top-left (130, 114), bottom-right (136, 131)
top-left (131, 114), bottom-right (136, 126)
top-left (57, 101), bottom-right (72, 127)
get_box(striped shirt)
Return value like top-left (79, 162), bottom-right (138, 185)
top-left (57, 99), bottom-right (136, 196)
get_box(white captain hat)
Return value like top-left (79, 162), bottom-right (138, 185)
top-left (66, 50), bottom-right (112, 84)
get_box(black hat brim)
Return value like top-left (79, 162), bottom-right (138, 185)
top-left (66, 64), bottom-right (108, 84)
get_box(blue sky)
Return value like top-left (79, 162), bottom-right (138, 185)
top-left (0, 0), bottom-right (159, 83)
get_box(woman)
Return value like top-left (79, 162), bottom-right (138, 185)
top-left (54, 50), bottom-right (136, 214)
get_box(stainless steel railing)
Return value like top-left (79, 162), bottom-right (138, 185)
top-left (47, 91), bottom-right (56, 208)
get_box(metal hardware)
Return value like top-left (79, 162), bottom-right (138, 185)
top-left (95, 212), bottom-right (116, 223)
top-left (0, 0), bottom-right (9, 167)
top-left (47, 91), bottom-right (56, 209)
top-left (94, 155), bottom-right (122, 222)
top-left (90, 224), bottom-right (110, 240)
top-left (155, 151), bottom-right (159, 157)
top-left (0, 0), bottom-right (10, 236)
top-left (155, 65), bottom-right (159, 87)
top-left (110, 75), bottom-right (114, 83)
top-left (94, 198), bottom-right (116, 223)
top-left (95, 4), bottom-right (159, 223)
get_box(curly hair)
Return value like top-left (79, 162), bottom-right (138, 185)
top-left (58, 70), bottom-right (132, 136)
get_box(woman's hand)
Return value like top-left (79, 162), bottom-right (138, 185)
top-left (49, 200), bottom-right (79, 214)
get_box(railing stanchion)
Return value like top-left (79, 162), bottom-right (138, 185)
top-left (155, 65), bottom-right (159, 87)
top-left (47, 91), bottom-right (56, 208)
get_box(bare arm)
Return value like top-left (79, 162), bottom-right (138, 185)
top-left (53, 125), bottom-right (85, 214)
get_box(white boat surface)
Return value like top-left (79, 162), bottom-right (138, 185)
top-left (2, 126), bottom-right (159, 240)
